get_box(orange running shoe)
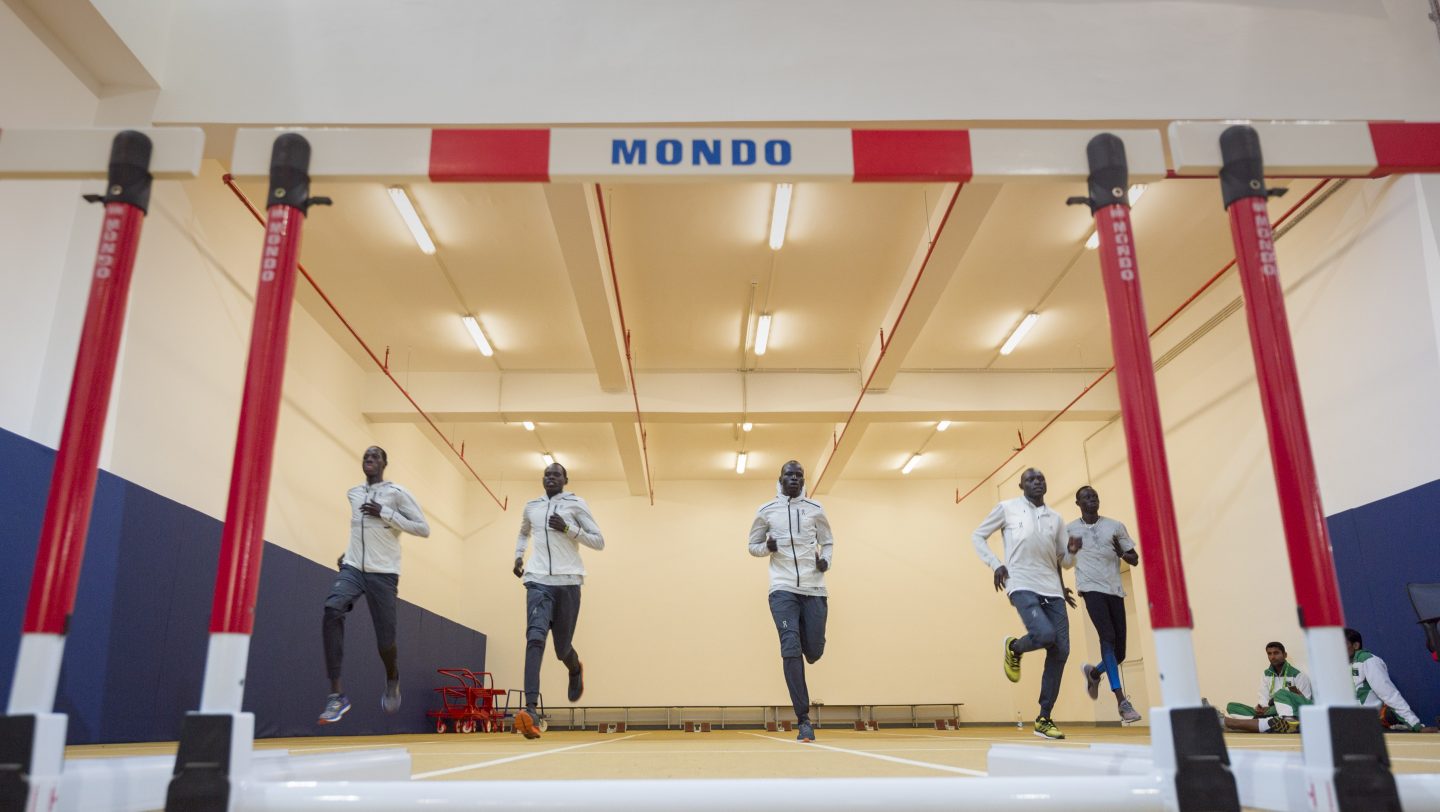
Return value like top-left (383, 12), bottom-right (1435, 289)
top-left (514, 709), bottom-right (542, 739)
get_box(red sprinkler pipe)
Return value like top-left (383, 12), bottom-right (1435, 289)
top-left (956, 178), bottom-right (1333, 506)
top-left (595, 185), bottom-right (655, 505)
top-left (222, 175), bottom-right (506, 511)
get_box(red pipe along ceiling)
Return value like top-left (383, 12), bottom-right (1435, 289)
top-left (594, 185), bottom-right (656, 506)
top-left (222, 174), bottom-right (508, 510)
top-left (955, 178), bottom-right (1334, 505)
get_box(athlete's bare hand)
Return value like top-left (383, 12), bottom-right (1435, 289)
top-left (360, 501), bottom-right (382, 518)
top-left (1067, 536), bottom-right (1083, 554)
top-left (766, 536), bottom-right (777, 552)
top-left (512, 557), bottom-right (525, 578)
top-left (1064, 587), bottom-right (1078, 609)
top-left (547, 514), bottom-right (567, 532)
top-left (993, 565), bottom-right (1009, 592)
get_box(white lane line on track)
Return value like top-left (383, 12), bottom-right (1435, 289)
top-left (413, 732), bottom-right (649, 779)
top-left (741, 732), bottom-right (988, 776)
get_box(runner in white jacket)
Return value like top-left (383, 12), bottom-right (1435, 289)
top-left (511, 462), bottom-right (605, 739)
top-left (748, 460), bottom-right (833, 743)
top-left (318, 446), bottom-right (430, 725)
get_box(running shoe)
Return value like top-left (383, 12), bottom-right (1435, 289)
top-left (1034, 717), bottom-right (1065, 740)
top-left (381, 680), bottom-right (401, 714)
top-left (1003, 636), bottom-right (1022, 683)
top-left (317, 693), bottom-right (351, 725)
top-left (1083, 664), bottom-right (1101, 700)
top-left (797, 721), bottom-right (815, 743)
top-left (515, 709), bottom-right (543, 739)
top-left (1118, 698), bottom-right (1142, 724)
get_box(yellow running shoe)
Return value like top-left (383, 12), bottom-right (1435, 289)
top-left (1003, 636), bottom-right (1022, 683)
top-left (1034, 717), bottom-right (1066, 740)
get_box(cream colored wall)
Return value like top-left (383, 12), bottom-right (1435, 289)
top-left (468, 471), bottom-right (1107, 724)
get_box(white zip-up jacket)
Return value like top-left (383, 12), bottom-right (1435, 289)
top-left (748, 484), bottom-right (834, 597)
top-left (341, 481), bottom-right (430, 575)
top-left (515, 491), bottom-right (605, 585)
top-left (973, 496), bottom-right (1075, 598)
top-left (1352, 650), bottom-right (1421, 728)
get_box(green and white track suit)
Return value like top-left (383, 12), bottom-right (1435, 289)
top-left (1352, 650), bottom-right (1421, 728)
top-left (1259, 662), bottom-right (1312, 716)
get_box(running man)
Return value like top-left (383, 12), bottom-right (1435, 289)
top-left (1068, 486), bottom-right (1142, 723)
top-left (512, 462), bottom-right (605, 739)
top-left (749, 460), bottom-right (834, 743)
top-left (318, 446), bottom-right (431, 724)
top-left (973, 467), bottom-right (1081, 740)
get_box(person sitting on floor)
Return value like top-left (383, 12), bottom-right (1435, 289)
top-left (1346, 627), bottom-right (1435, 733)
top-left (1221, 641), bottom-right (1311, 734)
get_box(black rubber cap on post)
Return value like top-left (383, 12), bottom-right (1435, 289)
top-left (1220, 125), bottom-right (1267, 209)
top-left (1083, 133), bottom-right (1130, 213)
top-left (106, 130), bottom-right (154, 213)
top-left (267, 133), bottom-right (312, 211)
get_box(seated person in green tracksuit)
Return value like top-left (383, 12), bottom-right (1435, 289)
top-left (1225, 630), bottom-right (1439, 734)
top-left (1345, 627), bottom-right (1434, 733)
top-left (1222, 641), bottom-right (1312, 734)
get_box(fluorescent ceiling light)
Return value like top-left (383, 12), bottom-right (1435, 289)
top-left (462, 316), bottom-right (494, 357)
top-left (755, 314), bottom-right (773, 356)
top-left (769, 183), bottom-right (793, 250)
top-left (386, 186), bottom-right (436, 255)
top-left (522, 421), bottom-right (535, 431)
top-left (735, 452), bottom-right (748, 474)
top-left (742, 422), bottom-right (753, 432)
top-left (901, 454), bottom-right (921, 475)
top-left (542, 452), bottom-right (555, 467)
top-left (936, 420), bottom-right (951, 432)
top-left (999, 313), bottom-right (1039, 356)
top-left (1083, 185), bottom-right (1148, 250)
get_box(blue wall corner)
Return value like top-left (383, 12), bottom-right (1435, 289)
top-left (1329, 479), bottom-right (1440, 726)
top-left (0, 427), bottom-right (487, 743)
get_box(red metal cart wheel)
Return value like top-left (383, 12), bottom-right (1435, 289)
top-left (435, 719), bottom-right (447, 734)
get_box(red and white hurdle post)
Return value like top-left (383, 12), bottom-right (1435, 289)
top-left (164, 134), bottom-right (328, 812)
top-left (1076, 134), bottom-right (1240, 812)
top-left (1217, 125), bottom-right (1398, 812)
top-left (0, 131), bottom-right (154, 812)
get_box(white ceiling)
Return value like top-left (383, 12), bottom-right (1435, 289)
top-left (213, 162), bottom-right (1328, 488)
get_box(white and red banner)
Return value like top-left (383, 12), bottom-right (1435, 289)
top-left (227, 127), bottom-right (1169, 183)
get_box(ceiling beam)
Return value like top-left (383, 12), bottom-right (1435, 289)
top-left (360, 369), bottom-right (1118, 425)
top-left (810, 183), bottom-right (1000, 493)
top-left (543, 182), bottom-right (629, 392)
top-left (862, 182), bottom-right (1002, 392)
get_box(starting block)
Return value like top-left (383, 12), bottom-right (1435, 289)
top-left (765, 721), bottom-right (794, 732)
top-left (854, 720), bottom-right (880, 731)
top-left (934, 718), bottom-right (960, 730)
top-left (596, 722), bottom-right (627, 734)
top-left (683, 721), bottom-right (713, 733)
